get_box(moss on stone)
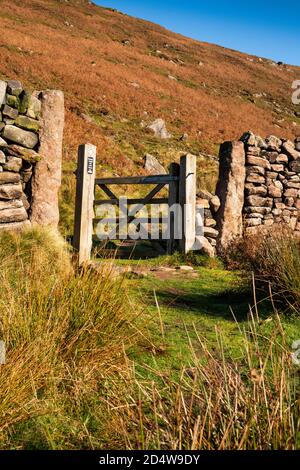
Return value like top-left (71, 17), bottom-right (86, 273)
top-left (6, 94), bottom-right (20, 108)
top-left (15, 115), bottom-right (40, 133)
top-left (27, 95), bottom-right (41, 119)
top-left (7, 144), bottom-right (41, 163)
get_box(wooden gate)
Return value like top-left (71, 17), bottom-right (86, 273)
top-left (73, 144), bottom-right (196, 265)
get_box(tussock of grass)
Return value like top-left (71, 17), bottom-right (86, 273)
top-left (233, 228), bottom-right (300, 313)
top-left (0, 228), bottom-right (299, 449)
top-left (0, 228), bottom-right (138, 449)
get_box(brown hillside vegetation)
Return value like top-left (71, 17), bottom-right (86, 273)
top-left (0, 0), bottom-right (299, 230)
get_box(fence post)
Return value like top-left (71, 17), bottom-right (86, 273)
top-left (73, 144), bottom-right (96, 265)
top-left (167, 162), bottom-right (180, 254)
top-left (179, 154), bottom-right (197, 254)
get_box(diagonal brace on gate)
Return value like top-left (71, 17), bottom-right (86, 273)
top-left (95, 182), bottom-right (167, 240)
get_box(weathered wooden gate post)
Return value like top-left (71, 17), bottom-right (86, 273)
top-left (73, 144), bottom-right (96, 265)
top-left (167, 162), bottom-right (180, 254)
top-left (179, 154), bottom-right (197, 254)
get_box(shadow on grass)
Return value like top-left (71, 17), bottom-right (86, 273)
top-left (93, 239), bottom-right (166, 260)
top-left (152, 286), bottom-right (271, 322)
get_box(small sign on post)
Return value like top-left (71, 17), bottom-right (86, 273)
top-left (73, 144), bottom-right (96, 265)
top-left (87, 156), bottom-right (94, 175)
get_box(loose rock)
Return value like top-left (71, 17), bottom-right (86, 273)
top-left (143, 154), bottom-right (166, 175)
top-left (147, 119), bottom-right (172, 139)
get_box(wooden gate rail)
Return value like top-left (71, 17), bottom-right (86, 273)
top-left (94, 198), bottom-right (169, 206)
top-left (95, 175), bottom-right (179, 185)
top-left (73, 144), bottom-right (196, 265)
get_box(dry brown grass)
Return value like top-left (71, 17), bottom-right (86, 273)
top-left (0, 227), bottom-right (140, 449)
top-left (0, 227), bottom-right (299, 449)
top-left (230, 227), bottom-right (300, 314)
top-left (114, 312), bottom-right (300, 450)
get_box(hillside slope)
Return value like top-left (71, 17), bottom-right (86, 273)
top-left (0, 0), bottom-right (299, 229)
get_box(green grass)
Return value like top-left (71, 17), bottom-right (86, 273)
top-left (130, 268), bottom-right (247, 378)
top-left (1, 230), bottom-right (299, 449)
top-left (120, 260), bottom-right (300, 385)
top-left (0, 228), bottom-right (140, 449)
top-left (117, 260), bottom-right (300, 449)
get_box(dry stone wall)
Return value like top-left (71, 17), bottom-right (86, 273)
top-left (241, 132), bottom-right (300, 233)
top-left (0, 79), bottom-right (64, 231)
top-left (196, 189), bottom-right (221, 257)
top-left (0, 79), bottom-right (41, 231)
top-left (215, 132), bottom-right (300, 254)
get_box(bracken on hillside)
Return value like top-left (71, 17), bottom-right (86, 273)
top-left (0, 0), bottom-right (299, 166)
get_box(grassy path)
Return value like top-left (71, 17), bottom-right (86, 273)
top-left (123, 263), bottom-right (300, 381)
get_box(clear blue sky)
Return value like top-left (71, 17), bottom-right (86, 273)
top-left (95, 0), bottom-right (300, 66)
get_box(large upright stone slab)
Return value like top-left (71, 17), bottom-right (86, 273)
top-left (216, 141), bottom-right (246, 252)
top-left (30, 90), bottom-right (64, 228)
top-left (0, 80), bottom-right (7, 105)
